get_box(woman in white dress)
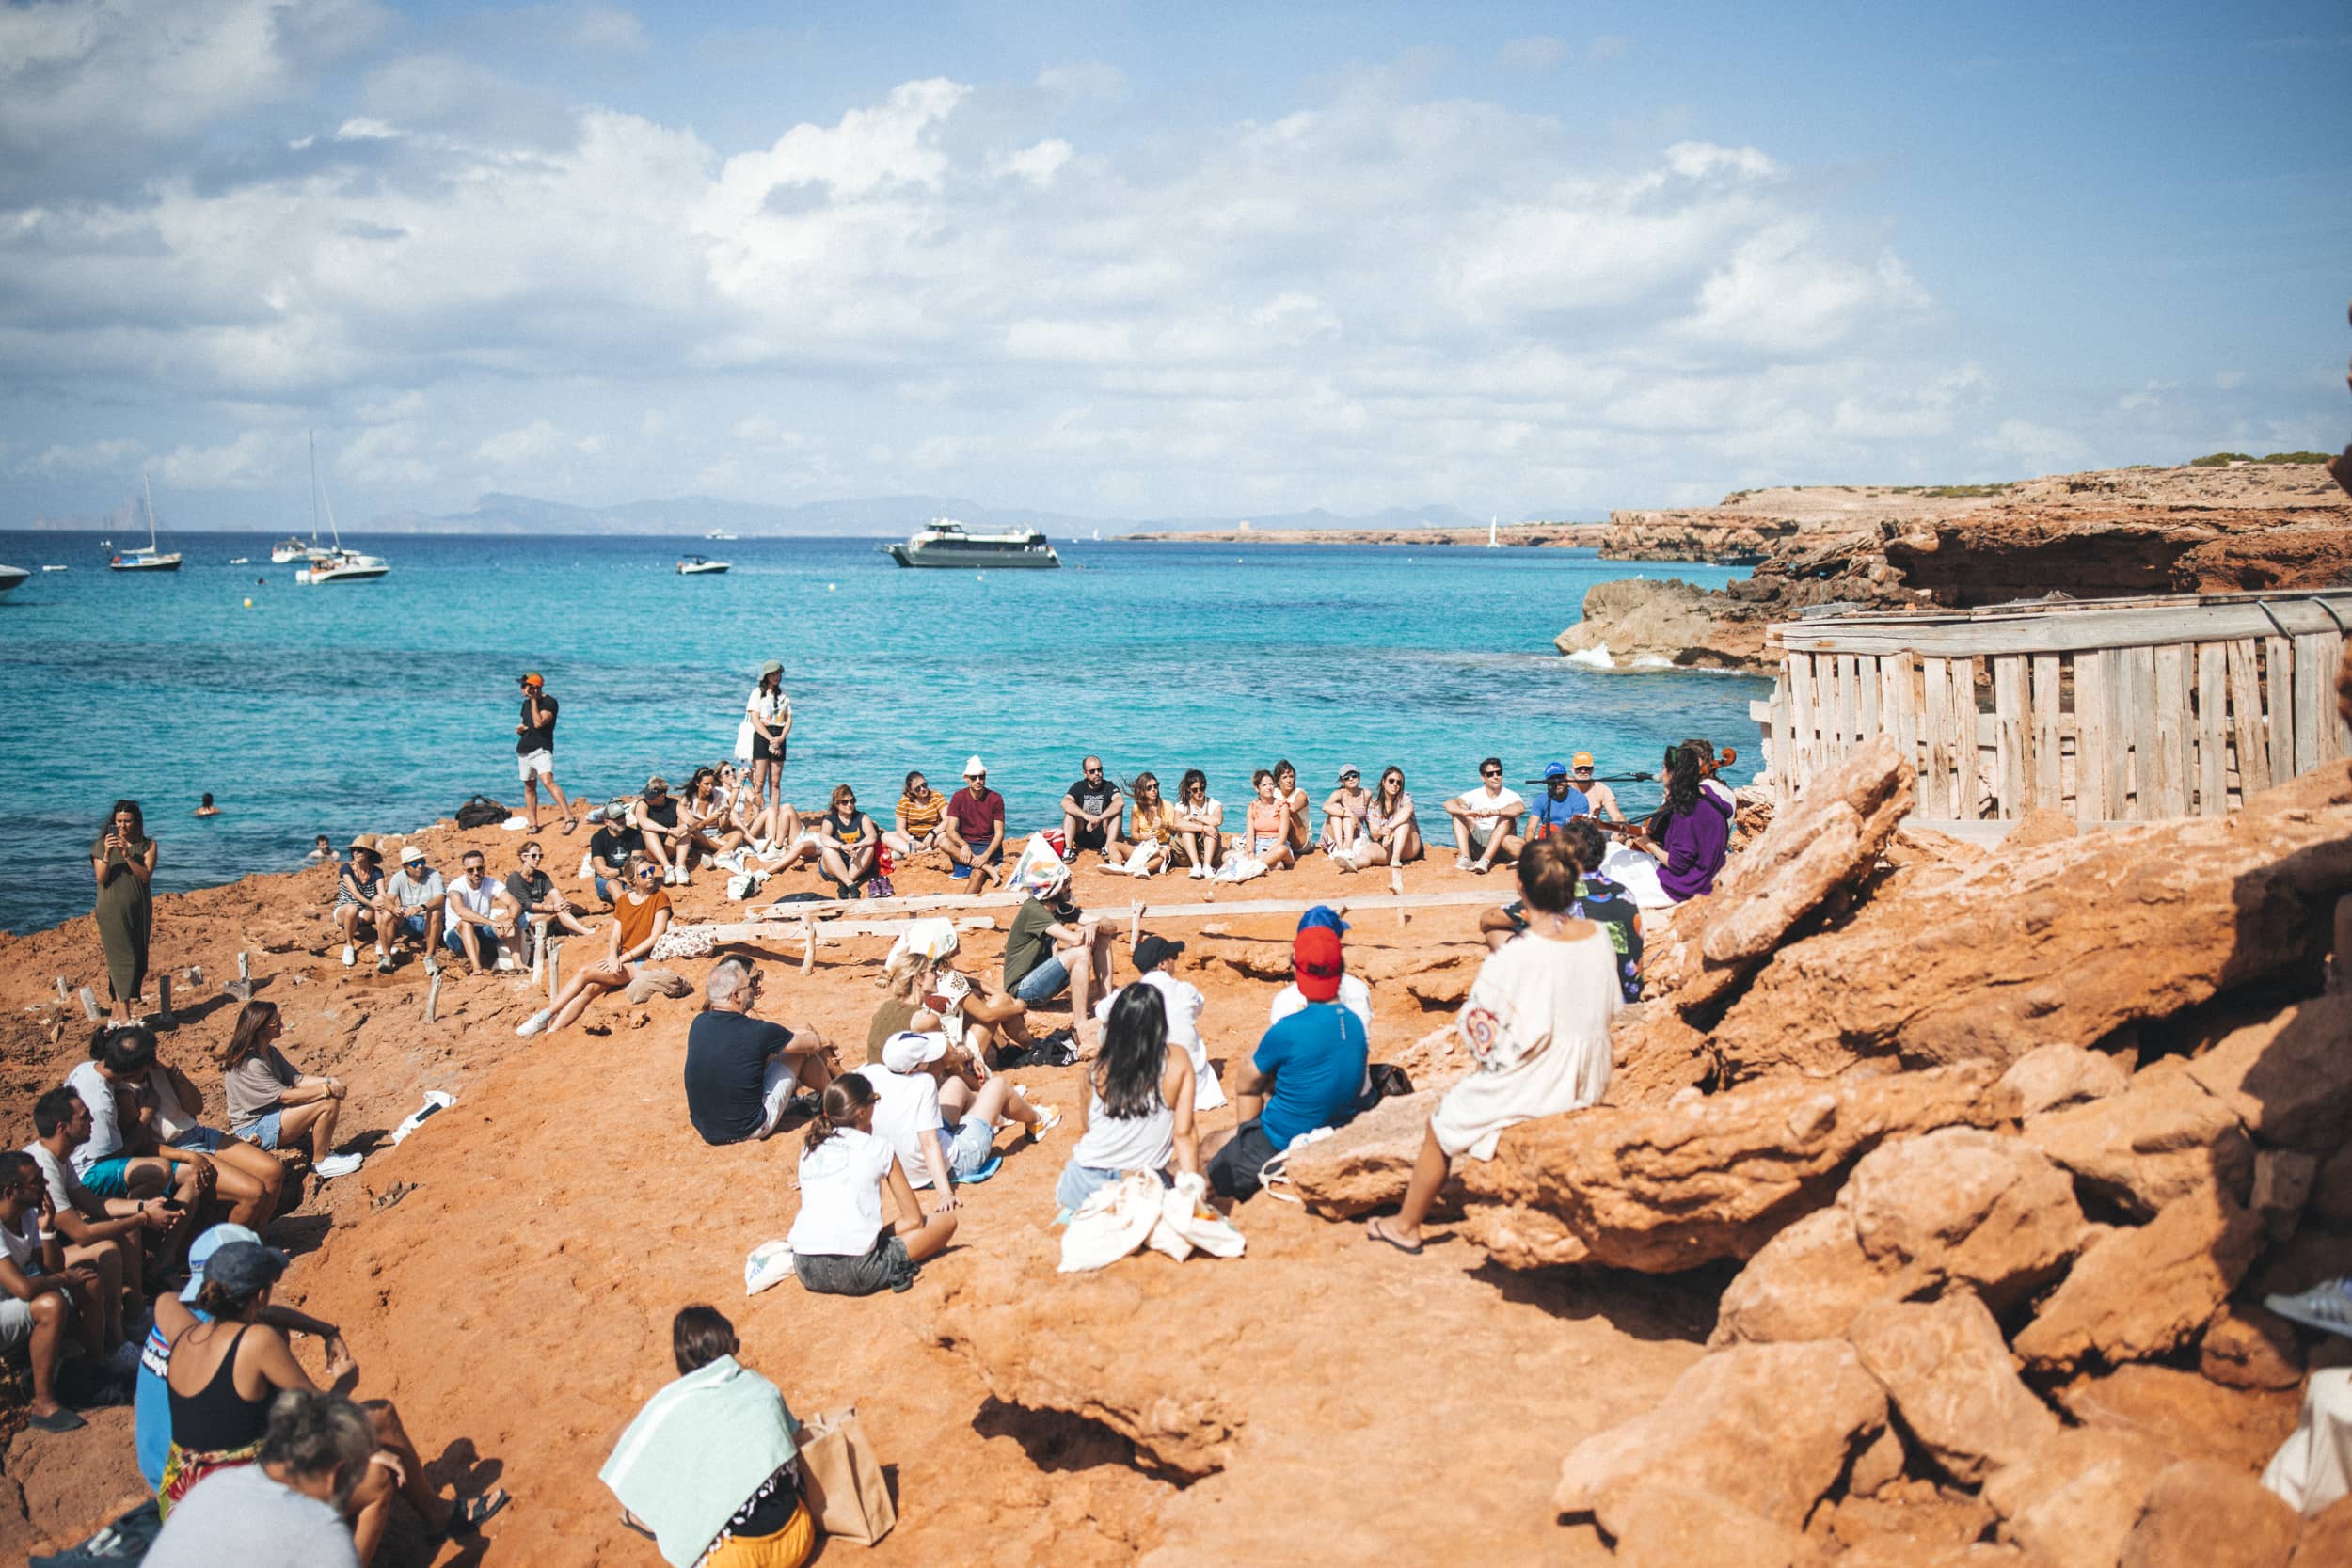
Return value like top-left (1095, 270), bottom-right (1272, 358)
top-left (1365, 834), bottom-right (1617, 1254)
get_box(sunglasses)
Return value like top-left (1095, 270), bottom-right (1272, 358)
top-left (1482, 769), bottom-right (1502, 779)
top-left (635, 867), bottom-right (660, 880)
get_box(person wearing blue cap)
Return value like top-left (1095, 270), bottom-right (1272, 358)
top-left (1525, 763), bottom-right (1590, 839)
top-left (135, 1224), bottom-right (346, 1491)
top-left (1269, 907), bottom-right (1373, 1040)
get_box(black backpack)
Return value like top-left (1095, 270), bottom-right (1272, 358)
top-left (454, 794), bottom-right (508, 830)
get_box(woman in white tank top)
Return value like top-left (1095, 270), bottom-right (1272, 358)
top-left (1058, 987), bottom-right (1200, 1213)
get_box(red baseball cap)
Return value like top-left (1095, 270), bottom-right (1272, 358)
top-left (1293, 926), bottom-right (1344, 1002)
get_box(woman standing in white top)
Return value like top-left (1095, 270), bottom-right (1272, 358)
top-left (788, 1076), bottom-right (958, 1297)
top-left (739, 661), bottom-right (793, 826)
top-left (1366, 835), bottom-right (1617, 1255)
top-left (1058, 987), bottom-right (1199, 1213)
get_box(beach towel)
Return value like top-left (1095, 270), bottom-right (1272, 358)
top-left (1599, 842), bottom-right (1670, 910)
top-left (724, 870), bottom-right (769, 901)
top-left (1009, 833), bottom-right (1069, 900)
top-left (1058, 1172), bottom-right (1245, 1273)
top-left (743, 1241), bottom-right (797, 1295)
top-left (389, 1090), bottom-right (457, 1146)
top-left (1209, 855), bottom-right (1266, 885)
top-left (2264, 1368), bottom-right (2352, 1517)
top-left (885, 918), bottom-right (961, 965)
top-left (600, 1355), bottom-right (800, 1568)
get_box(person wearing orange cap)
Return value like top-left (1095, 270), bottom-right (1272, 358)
top-left (1568, 752), bottom-right (1623, 824)
top-left (514, 673), bottom-right (577, 835)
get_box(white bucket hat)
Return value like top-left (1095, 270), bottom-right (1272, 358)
top-left (963, 755), bottom-right (987, 777)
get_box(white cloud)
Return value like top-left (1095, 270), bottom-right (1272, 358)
top-left (2213, 369), bottom-right (2246, 390)
top-left (992, 138), bottom-right (1073, 185)
top-left (155, 430), bottom-right (278, 488)
top-left (1498, 36), bottom-right (1568, 71)
top-left (1978, 418), bottom-right (2087, 473)
top-left (476, 420), bottom-right (569, 466)
top-left (1037, 61), bottom-right (1127, 102)
top-left (9, 436), bottom-right (143, 479)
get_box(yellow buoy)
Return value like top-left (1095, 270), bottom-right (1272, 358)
top-left (827, 583), bottom-right (836, 592)
top-left (242, 597), bottom-right (253, 608)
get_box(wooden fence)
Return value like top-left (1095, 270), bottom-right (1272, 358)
top-left (1748, 592), bottom-right (2352, 822)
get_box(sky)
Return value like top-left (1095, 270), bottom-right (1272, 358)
top-left (1, 0), bottom-right (2346, 530)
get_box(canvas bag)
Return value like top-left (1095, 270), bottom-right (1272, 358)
top-left (798, 1406), bottom-right (897, 1546)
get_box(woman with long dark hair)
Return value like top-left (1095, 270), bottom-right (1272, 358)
top-left (91, 799), bottom-right (158, 1024)
top-left (1120, 771), bottom-right (1179, 877)
top-left (1057, 985), bottom-right (1200, 1212)
top-left (1271, 760), bottom-right (1311, 859)
top-left (1170, 769), bottom-right (1225, 879)
top-left (787, 1075), bottom-right (958, 1296)
top-left (215, 1002), bottom-right (359, 1180)
top-left (1355, 766), bottom-right (1422, 867)
top-left (741, 661), bottom-right (793, 823)
top-left (1641, 743), bottom-right (1734, 901)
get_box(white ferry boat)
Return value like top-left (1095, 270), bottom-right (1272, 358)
top-left (882, 518), bottom-right (1059, 570)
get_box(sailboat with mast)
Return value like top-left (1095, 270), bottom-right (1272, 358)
top-left (109, 475), bottom-right (183, 572)
top-left (293, 433), bottom-right (389, 583)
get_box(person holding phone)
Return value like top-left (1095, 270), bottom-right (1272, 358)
top-left (91, 800), bottom-right (158, 1025)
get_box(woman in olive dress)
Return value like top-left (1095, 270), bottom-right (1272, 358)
top-left (91, 800), bottom-right (157, 1024)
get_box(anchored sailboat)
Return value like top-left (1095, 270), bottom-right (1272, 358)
top-left (109, 476), bottom-right (183, 572)
top-left (294, 433), bottom-right (389, 583)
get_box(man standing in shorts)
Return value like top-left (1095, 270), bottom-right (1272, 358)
top-left (514, 673), bottom-right (576, 834)
top-left (1060, 757), bottom-right (1125, 865)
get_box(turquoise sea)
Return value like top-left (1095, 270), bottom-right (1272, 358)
top-left (0, 530), bottom-right (1762, 934)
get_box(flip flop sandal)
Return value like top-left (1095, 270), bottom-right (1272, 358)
top-left (1366, 1219), bottom-right (1424, 1255)
top-left (27, 1408), bottom-right (87, 1433)
top-left (429, 1489), bottom-right (511, 1539)
top-left (560, 818), bottom-right (580, 835)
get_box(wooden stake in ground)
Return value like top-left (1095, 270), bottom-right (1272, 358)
top-left (77, 987), bottom-right (100, 1022)
top-left (423, 970), bottom-right (441, 1024)
top-left (1391, 868), bottom-right (1406, 927)
top-left (547, 942), bottom-right (564, 1005)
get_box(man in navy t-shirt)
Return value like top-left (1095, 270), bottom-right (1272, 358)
top-left (1206, 926), bottom-right (1369, 1199)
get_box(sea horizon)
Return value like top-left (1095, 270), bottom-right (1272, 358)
top-left (0, 529), bottom-right (1763, 935)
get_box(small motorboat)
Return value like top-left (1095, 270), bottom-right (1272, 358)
top-left (677, 554), bottom-right (731, 575)
top-left (0, 564), bottom-right (28, 596)
top-left (269, 537), bottom-right (314, 563)
top-left (40, 564), bottom-right (69, 573)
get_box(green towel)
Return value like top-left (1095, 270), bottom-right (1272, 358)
top-left (599, 1356), bottom-right (799, 1568)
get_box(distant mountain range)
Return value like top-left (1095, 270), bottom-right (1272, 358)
top-left (358, 494), bottom-right (1561, 537)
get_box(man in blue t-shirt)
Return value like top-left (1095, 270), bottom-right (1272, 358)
top-left (1206, 926), bottom-right (1369, 1199)
top-left (1526, 761), bottom-right (1590, 838)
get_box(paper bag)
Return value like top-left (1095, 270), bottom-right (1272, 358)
top-left (799, 1406), bottom-right (896, 1546)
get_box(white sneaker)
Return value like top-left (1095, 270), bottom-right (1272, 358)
top-left (1189, 865), bottom-right (1206, 880)
top-left (1455, 854), bottom-right (1474, 870)
top-left (341, 944), bottom-right (357, 968)
top-left (516, 1008), bottom-right (552, 1038)
top-left (314, 1152), bottom-right (364, 1180)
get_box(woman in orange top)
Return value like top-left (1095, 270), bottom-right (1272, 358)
top-left (516, 851), bottom-right (671, 1037)
top-left (1244, 769), bottom-right (1295, 871)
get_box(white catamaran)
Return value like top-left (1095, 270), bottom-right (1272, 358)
top-left (110, 475), bottom-right (183, 572)
top-left (294, 433), bottom-right (389, 583)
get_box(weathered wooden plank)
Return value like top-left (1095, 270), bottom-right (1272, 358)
top-left (2195, 642), bottom-right (2229, 815)
top-left (2126, 644), bottom-right (2159, 819)
top-left (2074, 650), bottom-right (2109, 822)
top-left (2030, 654), bottom-right (2063, 810)
top-left (1951, 656), bottom-right (1982, 818)
top-left (1993, 654), bottom-right (2029, 818)
top-left (2152, 643), bottom-right (2190, 816)
top-left (2265, 635), bottom-right (2296, 785)
top-left (1788, 654), bottom-right (1819, 788)
top-left (1820, 655), bottom-right (1847, 768)
top-left (2227, 639), bottom-right (2270, 797)
top-left (1774, 689), bottom-right (1795, 805)
top-left (1858, 653), bottom-right (1882, 744)
top-left (1774, 593), bottom-right (2352, 657)
top-left (2295, 633), bottom-right (2337, 775)
top-left (1838, 653), bottom-right (1864, 763)
top-left (1886, 651), bottom-right (1919, 782)
top-left (1921, 656), bottom-right (1953, 816)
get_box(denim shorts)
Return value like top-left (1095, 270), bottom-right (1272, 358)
top-left (1010, 956), bottom-right (1069, 1006)
top-left (792, 1231), bottom-right (917, 1297)
top-left (398, 912), bottom-right (432, 940)
top-left (237, 1111), bottom-right (284, 1151)
top-left (942, 1119), bottom-right (996, 1179)
top-left (443, 924), bottom-right (497, 956)
top-left (166, 1126), bottom-right (230, 1154)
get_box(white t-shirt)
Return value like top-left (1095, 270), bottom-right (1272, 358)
top-left (787, 1127), bottom-right (895, 1259)
top-left (853, 1065), bottom-right (946, 1188)
top-left (65, 1062), bottom-right (124, 1175)
top-left (1094, 970), bottom-right (1224, 1110)
top-left (1457, 784), bottom-right (1525, 833)
top-left (448, 874), bottom-right (505, 922)
top-left (1270, 974), bottom-right (1374, 1040)
top-left (24, 1143), bottom-right (98, 1221)
top-left (0, 1208), bottom-right (41, 1273)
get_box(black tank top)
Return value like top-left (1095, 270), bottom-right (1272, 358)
top-left (167, 1323), bottom-right (271, 1452)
